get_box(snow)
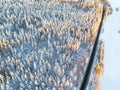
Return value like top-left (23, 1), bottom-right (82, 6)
top-left (101, 0), bottom-right (120, 90)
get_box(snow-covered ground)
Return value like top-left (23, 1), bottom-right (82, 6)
top-left (101, 0), bottom-right (120, 90)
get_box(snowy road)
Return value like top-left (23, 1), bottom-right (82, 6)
top-left (101, 0), bottom-right (120, 90)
